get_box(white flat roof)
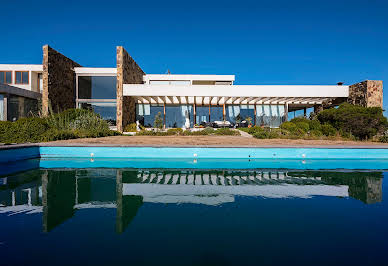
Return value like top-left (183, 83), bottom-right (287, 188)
top-left (123, 84), bottom-right (349, 105)
top-left (0, 64), bottom-right (43, 71)
top-left (144, 74), bottom-right (235, 82)
top-left (74, 67), bottom-right (117, 75)
top-left (124, 84), bottom-right (348, 97)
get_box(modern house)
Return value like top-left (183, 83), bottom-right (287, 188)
top-left (0, 45), bottom-right (383, 131)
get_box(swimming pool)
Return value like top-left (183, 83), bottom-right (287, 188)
top-left (1, 146), bottom-right (388, 265)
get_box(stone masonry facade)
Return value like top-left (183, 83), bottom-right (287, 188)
top-left (42, 45), bottom-right (81, 115)
top-left (348, 80), bottom-right (383, 108)
top-left (116, 46), bottom-right (145, 132)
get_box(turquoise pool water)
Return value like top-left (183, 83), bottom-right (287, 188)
top-left (1, 158), bottom-right (388, 265)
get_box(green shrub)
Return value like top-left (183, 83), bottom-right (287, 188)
top-left (280, 121), bottom-right (297, 132)
top-left (124, 123), bottom-right (138, 132)
top-left (253, 130), bottom-right (270, 139)
top-left (290, 127), bottom-right (306, 137)
top-left (15, 117), bottom-right (49, 143)
top-left (0, 121), bottom-right (15, 143)
top-left (308, 119), bottom-right (322, 131)
top-left (214, 128), bottom-right (240, 136)
top-left (317, 103), bottom-right (388, 140)
top-left (167, 128), bottom-right (183, 135)
top-left (294, 122), bottom-right (309, 132)
top-left (136, 130), bottom-right (170, 136)
top-left (321, 123), bottom-right (337, 136)
top-left (41, 129), bottom-right (77, 142)
top-left (309, 130), bottom-right (323, 137)
top-left (0, 109), bottom-right (119, 143)
top-left (153, 112), bottom-right (163, 129)
top-left (203, 127), bottom-right (215, 134)
top-left (379, 135), bottom-right (388, 143)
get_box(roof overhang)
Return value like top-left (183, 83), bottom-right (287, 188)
top-left (123, 84), bottom-right (349, 105)
top-left (0, 84), bottom-right (41, 99)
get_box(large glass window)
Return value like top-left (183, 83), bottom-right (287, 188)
top-left (0, 71), bottom-right (12, 84)
top-left (226, 105), bottom-right (254, 124)
top-left (256, 104), bottom-right (286, 127)
top-left (136, 104), bottom-right (164, 128)
top-left (15, 71), bottom-right (29, 84)
top-left (165, 105), bottom-right (194, 128)
top-left (78, 76), bottom-right (116, 99)
top-left (240, 105), bottom-right (255, 122)
top-left (78, 102), bottom-right (117, 125)
top-left (196, 106), bottom-right (209, 125)
top-left (7, 95), bottom-right (38, 121)
top-left (210, 106), bottom-right (223, 122)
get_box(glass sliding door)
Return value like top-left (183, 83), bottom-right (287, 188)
top-left (136, 104), bottom-right (163, 128)
top-left (210, 106), bottom-right (223, 122)
top-left (256, 104), bottom-right (286, 127)
top-left (165, 105), bottom-right (193, 128)
top-left (196, 106), bottom-right (209, 125)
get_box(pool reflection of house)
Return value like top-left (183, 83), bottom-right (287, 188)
top-left (0, 169), bottom-right (384, 233)
top-left (0, 46), bottom-right (383, 131)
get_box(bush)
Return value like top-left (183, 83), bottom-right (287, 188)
top-left (309, 129), bottom-right (323, 137)
top-left (0, 109), bottom-right (119, 143)
top-left (0, 121), bottom-right (15, 143)
top-left (41, 129), bottom-right (77, 142)
top-left (253, 130), bottom-right (270, 139)
top-left (379, 135), bottom-right (388, 143)
top-left (317, 103), bottom-right (388, 140)
top-left (280, 121), bottom-right (297, 132)
top-left (124, 123), bottom-right (138, 132)
top-left (308, 119), bottom-right (322, 131)
top-left (294, 122), bottom-right (309, 132)
top-left (214, 128), bottom-right (240, 136)
top-left (167, 128), bottom-right (183, 135)
top-left (153, 112), bottom-right (163, 129)
top-left (321, 123), bottom-right (337, 136)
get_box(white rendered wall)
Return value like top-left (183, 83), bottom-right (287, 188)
top-left (0, 64), bottom-right (43, 92)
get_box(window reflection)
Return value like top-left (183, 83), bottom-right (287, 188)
top-left (78, 76), bottom-right (116, 99)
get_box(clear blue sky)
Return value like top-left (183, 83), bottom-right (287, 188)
top-left (1, 0), bottom-right (387, 112)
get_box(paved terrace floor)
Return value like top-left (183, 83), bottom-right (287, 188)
top-left (41, 136), bottom-right (388, 148)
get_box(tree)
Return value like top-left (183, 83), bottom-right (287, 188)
top-left (154, 112), bottom-right (163, 130)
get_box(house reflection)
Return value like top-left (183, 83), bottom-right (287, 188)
top-left (0, 169), bottom-right (385, 233)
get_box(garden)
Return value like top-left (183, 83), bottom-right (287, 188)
top-left (0, 109), bottom-right (120, 144)
top-left (0, 103), bottom-right (387, 144)
top-left (239, 103), bottom-right (388, 142)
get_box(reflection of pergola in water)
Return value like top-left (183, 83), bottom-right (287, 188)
top-left (0, 169), bottom-right (383, 234)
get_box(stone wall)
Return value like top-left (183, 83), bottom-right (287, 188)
top-left (42, 45), bottom-right (81, 115)
top-left (348, 80), bottom-right (383, 108)
top-left (116, 46), bottom-right (145, 132)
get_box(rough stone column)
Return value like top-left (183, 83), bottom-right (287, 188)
top-left (348, 80), bottom-right (383, 108)
top-left (42, 45), bottom-right (81, 116)
top-left (116, 46), bottom-right (145, 132)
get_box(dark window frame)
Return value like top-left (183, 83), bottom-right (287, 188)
top-left (0, 71), bottom-right (13, 84)
top-left (15, 71), bottom-right (29, 85)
